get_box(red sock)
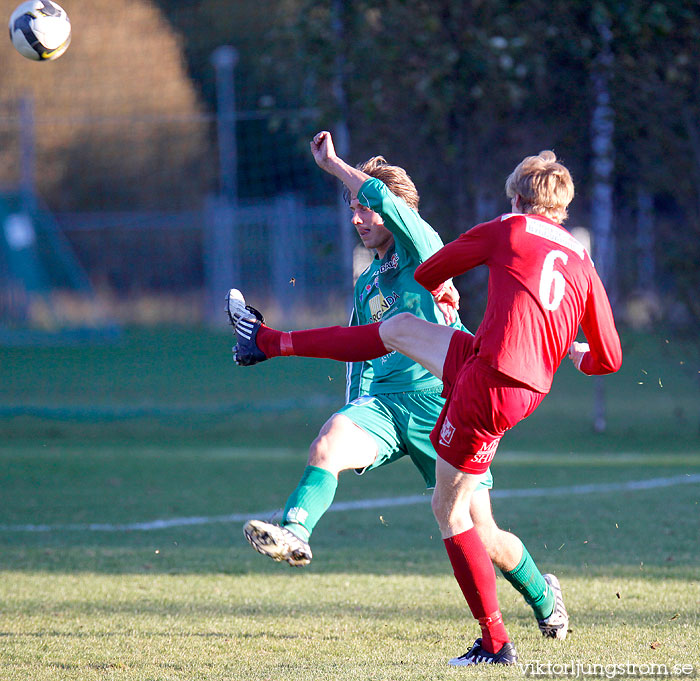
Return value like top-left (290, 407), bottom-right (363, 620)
top-left (443, 528), bottom-right (510, 654)
top-left (255, 325), bottom-right (283, 358)
top-left (256, 323), bottom-right (387, 362)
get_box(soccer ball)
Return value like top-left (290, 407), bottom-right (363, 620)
top-left (8, 0), bottom-right (71, 61)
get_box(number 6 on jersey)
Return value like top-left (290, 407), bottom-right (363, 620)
top-left (539, 250), bottom-right (569, 311)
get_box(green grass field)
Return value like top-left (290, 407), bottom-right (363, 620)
top-left (0, 328), bottom-right (698, 680)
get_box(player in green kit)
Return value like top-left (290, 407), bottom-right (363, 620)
top-left (229, 131), bottom-right (568, 640)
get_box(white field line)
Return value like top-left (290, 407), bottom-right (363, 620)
top-left (1, 473), bottom-right (699, 534)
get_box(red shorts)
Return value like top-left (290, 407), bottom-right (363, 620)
top-left (430, 330), bottom-right (545, 474)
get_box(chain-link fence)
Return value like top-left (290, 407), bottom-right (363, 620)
top-left (0, 60), bottom-right (355, 335)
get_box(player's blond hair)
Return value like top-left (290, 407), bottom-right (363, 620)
top-left (505, 150), bottom-right (574, 223)
top-left (347, 156), bottom-right (420, 211)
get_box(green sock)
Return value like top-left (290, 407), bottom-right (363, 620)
top-left (501, 543), bottom-right (555, 620)
top-left (282, 465), bottom-right (338, 542)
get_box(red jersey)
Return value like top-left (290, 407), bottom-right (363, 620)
top-left (415, 213), bottom-right (622, 393)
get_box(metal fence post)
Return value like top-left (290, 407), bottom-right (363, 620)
top-left (272, 193), bottom-right (302, 326)
top-left (205, 46), bottom-right (240, 324)
top-left (332, 0), bottom-right (354, 304)
top-left (591, 17), bottom-right (615, 434)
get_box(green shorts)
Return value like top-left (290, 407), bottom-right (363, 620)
top-left (337, 388), bottom-right (493, 491)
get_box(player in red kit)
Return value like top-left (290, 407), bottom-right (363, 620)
top-left (396, 151), bottom-right (622, 666)
top-left (228, 150), bottom-right (622, 666)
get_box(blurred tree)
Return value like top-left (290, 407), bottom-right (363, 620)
top-left (0, 0), bottom-right (214, 211)
top-left (262, 1), bottom-right (596, 324)
top-left (602, 1), bottom-right (700, 327)
top-left (258, 0), bottom-right (700, 326)
top-left (18, 0), bottom-right (694, 323)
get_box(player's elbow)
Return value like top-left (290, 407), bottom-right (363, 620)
top-left (611, 351), bottom-right (622, 373)
top-left (590, 349), bottom-right (622, 375)
top-left (600, 355), bottom-right (622, 375)
top-left (605, 343), bottom-right (623, 374)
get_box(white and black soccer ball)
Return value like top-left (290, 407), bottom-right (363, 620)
top-left (8, 0), bottom-right (71, 61)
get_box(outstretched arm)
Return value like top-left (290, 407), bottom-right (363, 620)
top-left (310, 131), bottom-right (369, 199)
top-left (415, 225), bottom-right (492, 294)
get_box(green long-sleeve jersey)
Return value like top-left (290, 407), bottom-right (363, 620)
top-left (346, 177), bottom-right (465, 400)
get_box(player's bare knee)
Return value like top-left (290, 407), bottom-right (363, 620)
top-left (307, 428), bottom-right (340, 471)
top-left (430, 491), bottom-right (454, 531)
top-left (473, 521), bottom-right (499, 559)
top-left (379, 313), bottom-right (414, 350)
top-left (430, 489), bottom-right (444, 523)
top-left (308, 416), bottom-right (374, 474)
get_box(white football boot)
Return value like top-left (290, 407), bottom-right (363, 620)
top-left (538, 573), bottom-right (569, 639)
top-left (225, 289), bottom-right (268, 366)
top-left (243, 519), bottom-right (312, 567)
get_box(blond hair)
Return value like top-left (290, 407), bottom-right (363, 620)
top-left (505, 150), bottom-right (574, 223)
top-left (346, 156), bottom-right (420, 211)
